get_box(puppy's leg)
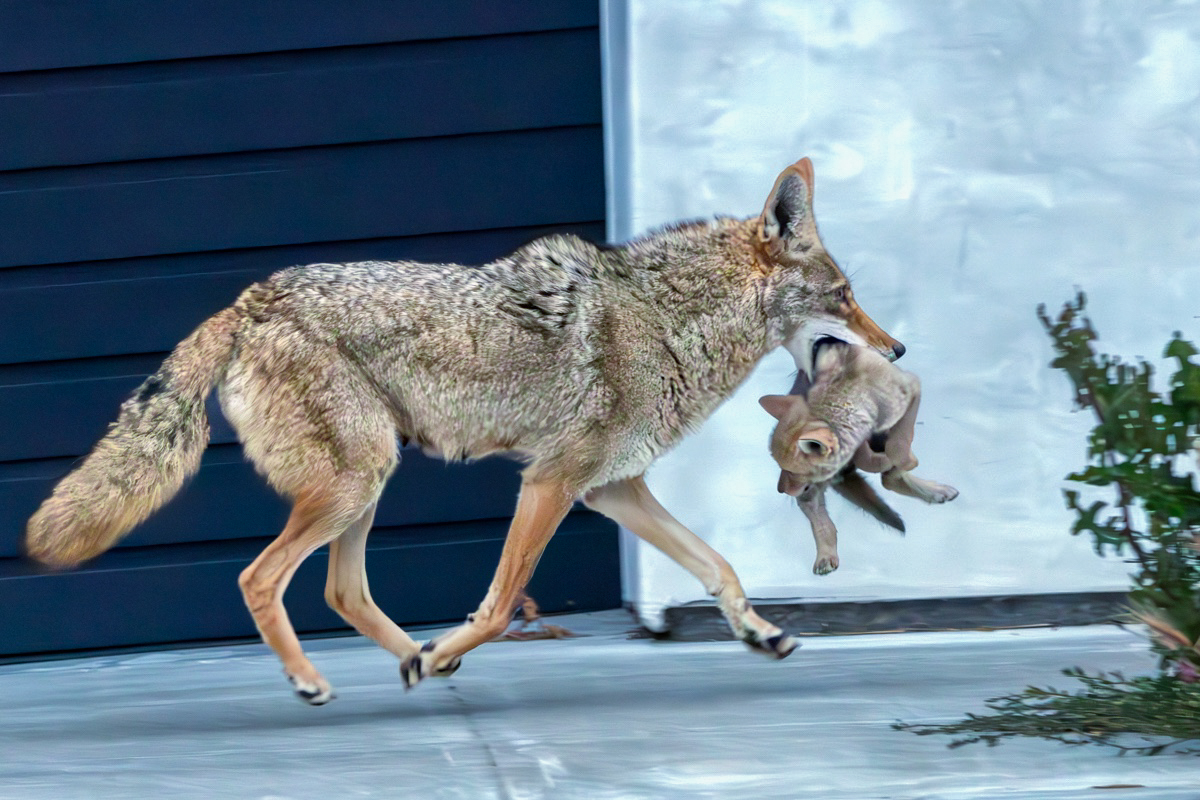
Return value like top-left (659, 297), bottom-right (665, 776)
top-left (882, 377), bottom-right (922, 473)
top-left (585, 476), bottom-right (797, 659)
top-left (400, 478), bottom-right (575, 689)
top-left (877, 378), bottom-right (959, 503)
top-left (851, 440), bottom-right (892, 474)
top-left (882, 469), bottom-right (959, 504)
top-left (797, 487), bottom-right (839, 575)
top-left (239, 482), bottom-right (380, 705)
top-left (325, 501), bottom-right (422, 663)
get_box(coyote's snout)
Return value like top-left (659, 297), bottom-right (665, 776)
top-left (29, 157), bottom-right (900, 703)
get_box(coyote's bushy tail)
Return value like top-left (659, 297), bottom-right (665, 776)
top-left (25, 309), bottom-right (240, 567)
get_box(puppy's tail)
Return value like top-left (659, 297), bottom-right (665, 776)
top-left (831, 467), bottom-right (905, 533)
top-left (24, 309), bottom-right (240, 567)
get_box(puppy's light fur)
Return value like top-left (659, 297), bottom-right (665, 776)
top-left (761, 341), bottom-right (957, 574)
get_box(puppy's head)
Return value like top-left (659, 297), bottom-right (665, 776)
top-left (759, 394), bottom-right (841, 487)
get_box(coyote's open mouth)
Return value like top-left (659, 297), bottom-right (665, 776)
top-left (810, 335), bottom-right (845, 368)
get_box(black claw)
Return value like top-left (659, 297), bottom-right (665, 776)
top-left (302, 690), bottom-right (336, 705)
top-left (401, 656), bottom-right (424, 689)
top-left (435, 657), bottom-right (462, 677)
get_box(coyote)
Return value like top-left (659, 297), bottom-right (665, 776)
top-left (26, 158), bottom-right (902, 704)
top-left (760, 340), bottom-right (958, 575)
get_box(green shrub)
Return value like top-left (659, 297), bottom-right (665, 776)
top-left (895, 293), bottom-right (1200, 753)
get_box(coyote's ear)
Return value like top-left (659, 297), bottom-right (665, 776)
top-left (794, 425), bottom-right (837, 458)
top-left (759, 394), bottom-right (806, 421)
top-left (759, 157), bottom-right (819, 255)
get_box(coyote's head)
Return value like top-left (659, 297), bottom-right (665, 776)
top-left (755, 158), bottom-right (903, 370)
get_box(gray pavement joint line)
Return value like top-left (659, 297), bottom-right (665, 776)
top-left (449, 683), bottom-right (516, 800)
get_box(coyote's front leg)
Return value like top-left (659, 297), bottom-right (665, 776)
top-left (400, 479), bottom-right (575, 689)
top-left (584, 476), bottom-right (797, 658)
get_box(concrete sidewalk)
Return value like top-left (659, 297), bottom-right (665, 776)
top-left (2, 611), bottom-right (1196, 799)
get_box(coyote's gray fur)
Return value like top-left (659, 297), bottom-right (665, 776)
top-left (26, 158), bottom-right (902, 704)
top-left (760, 340), bottom-right (958, 575)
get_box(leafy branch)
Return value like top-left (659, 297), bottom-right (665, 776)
top-left (894, 669), bottom-right (1200, 755)
top-left (1036, 292), bottom-right (1200, 677)
top-left (896, 293), bottom-right (1200, 754)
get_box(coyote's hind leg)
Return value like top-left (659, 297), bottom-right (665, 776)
top-left (239, 479), bottom-right (383, 705)
top-left (325, 500), bottom-right (423, 664)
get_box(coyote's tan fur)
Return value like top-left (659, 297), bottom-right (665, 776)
top-left (27, 158), bottom-right (902, 704)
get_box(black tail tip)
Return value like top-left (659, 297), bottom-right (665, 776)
top-left (874, 508), bottom-right (906, 534)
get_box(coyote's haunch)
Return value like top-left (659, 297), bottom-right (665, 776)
top-left (27, 158), bottom-right (903, 704)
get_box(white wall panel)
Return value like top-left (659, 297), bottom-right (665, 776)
top-left (603, 0), bottom-right (1200, 629)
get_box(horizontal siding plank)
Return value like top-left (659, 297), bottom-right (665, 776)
top-left (0, 443), bottom-right (528, 557)
top-left (2, 272), bottom-right (253, 366)
top-left (0, 372), bottom-right (154, 462)
top-left (0, 30), bottom-right (601, 171)
top-left (0, 1), bottom-right (599, 73)
top-left (0, 510), bottom-right (620, 657)
top-left (0, 222), bottom-right (604, 364)
top-left (0, 126), bottom-right (604, 268)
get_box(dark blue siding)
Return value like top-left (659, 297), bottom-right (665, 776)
top-left (0, 2), bottom-right (618, 658)
top-left (0, 29), bottom-right (601, 170)
top-left (0, 2), bottom-right (598, 71)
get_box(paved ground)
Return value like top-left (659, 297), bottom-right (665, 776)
top-left (2, 611), bottom-right (1197, 799)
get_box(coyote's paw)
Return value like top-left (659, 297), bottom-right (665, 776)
top-left (287, 672), bottom-right (335, 706)
top-left (813, 554), bottom-right (840, 575)
top-left (433, 655), bottom-right (463, 678)
top-left (399, 642), bottom-right (462, 690)
top-left (740, 628), bottom-right (799, 660)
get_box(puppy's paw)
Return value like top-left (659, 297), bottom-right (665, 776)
top-left (287, 672), bottom-right (335, 706)
top-left (923, 482), bottom-right (959, 504)
top-left (813, 554), bottom-right (840, 575)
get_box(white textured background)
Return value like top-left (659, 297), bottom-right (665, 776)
top-left (602, 0), bottom-right (1200, 628)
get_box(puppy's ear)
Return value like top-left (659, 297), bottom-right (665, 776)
top-left (794, 425), bottom-right (837, 458)
top-left (758, 157), bottom-right (819, 257)
top-left (759, 394), bottom-right (807, 420)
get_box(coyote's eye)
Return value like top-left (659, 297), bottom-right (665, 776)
top-left (831, 286), bottom-right (850, 306)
